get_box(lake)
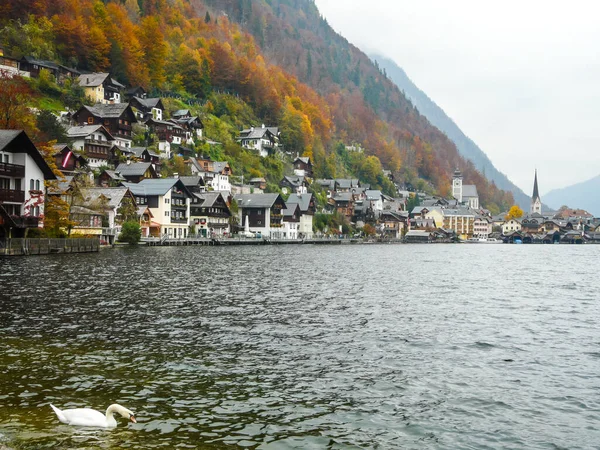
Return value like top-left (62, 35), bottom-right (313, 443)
top-left (1, 244), bottom-right (600, 449)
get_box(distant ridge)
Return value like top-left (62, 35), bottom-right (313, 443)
top-left (371, 54), bottom-right (531, 210)
top-left (543, 175), bottom-right (600, 216)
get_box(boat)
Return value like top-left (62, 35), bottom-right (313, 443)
top-left (463, 237), bottom-right (503, 244)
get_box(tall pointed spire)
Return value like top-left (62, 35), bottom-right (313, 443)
top-left (530, 169), bottom-right (542, 215)
top-left (532, 169), bottom-right (540, 201)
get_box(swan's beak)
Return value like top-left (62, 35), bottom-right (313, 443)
top-left (130, 414), bottom-right (137, 423)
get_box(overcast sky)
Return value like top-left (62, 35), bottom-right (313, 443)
top-left (314, 0), bottom-right (600, 195)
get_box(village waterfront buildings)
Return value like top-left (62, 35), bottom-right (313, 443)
top-left (1, 61), bottom-right (598, 244)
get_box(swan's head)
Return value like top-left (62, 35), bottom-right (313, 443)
top-left (109, 404), bottom-right (137, 423)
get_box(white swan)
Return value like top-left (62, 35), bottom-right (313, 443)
top-left (50, 403), bottom-right (136, 428)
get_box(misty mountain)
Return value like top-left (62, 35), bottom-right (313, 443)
top-left (371, 54), bottom-right (531, 210)
top-left (543, 176), bottom-right (600, 216)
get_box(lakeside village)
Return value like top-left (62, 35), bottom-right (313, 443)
top-left (1, 57), bottom-right (599, 254)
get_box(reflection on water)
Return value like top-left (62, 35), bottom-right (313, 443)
top-left (2, 245), bottom-right (600, 449)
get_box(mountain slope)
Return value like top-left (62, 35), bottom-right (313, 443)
top-left (543, 176), bottom-right (600, 216)
top-left (371, 54), bottom-right (531, 210)
top-left (200, 0), bottom-right (514, 212)
top-left (0, 0), bottom-right (515, 211)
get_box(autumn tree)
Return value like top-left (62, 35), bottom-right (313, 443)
top-left (505, 205), bottom-right (524, 220)
top-left (0, 71), bottom-right (37, 133)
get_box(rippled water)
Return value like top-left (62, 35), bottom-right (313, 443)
top-left (1, 244), bottom-right (600, 449)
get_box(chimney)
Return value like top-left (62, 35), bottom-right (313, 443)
top-left (126, 158), bottom-right (131, 165)
top-left (250, 127), bottom-right (254, 132)
top-left (87, 77), bottom-right (90, 84)
top-left (173, 172), bottom-right (179, 178)
top-left (262, 124), bottom-right (265, 128)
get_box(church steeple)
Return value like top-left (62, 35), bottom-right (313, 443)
top-left (531, 169), bottom-right (542, 214)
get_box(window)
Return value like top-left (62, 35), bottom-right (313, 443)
top-left (165, 198), bottom-right (170, 204)
top-left (87, 117), bottom-right (93, 124)
top-left (165, 211), bottom-right (170, 217)
top-left (2, 154), bottom-right (8, 163)
top-left (30, 179), bottom-right (34, 190)
top-left (35, 180), bottom-right (40, 190)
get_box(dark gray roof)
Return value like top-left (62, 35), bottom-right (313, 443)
top-left (122, 179), bottom-right (180, 196)
top-left (365, 190), bottom-right (382, 201)
top-left (67, 125), bottom-right (114, 140)
top-left (282, 203), bottom-right (300, 217)
top-left (83, 103), bottom-right (133, 119)
top-left (129, 147), bottom-right (148, 157)
top-left (132, 97), bottom-right (162, 109)
top-left (115, 162), bottom-right (153, 176)
top-left (282, 175), bottom-right (305, 187)
top-left (234, 193), bottom-right (280, 209)
top-left (287, 193), bottom-right (313, 212)
top-left (0, 130), bottom-right (22, 150)
top-left (103, 170), bottom-right (126, 181)
top-left (79, 187), bottom-right (130, 209)
top-left (172, 109), bottom-right (190, 117)
top-left (179, 176), bottom-right (205, 187)
top-left (193, 192), bottom-right (225, 208)
top-left (78, 73), bottom-right (109, 87)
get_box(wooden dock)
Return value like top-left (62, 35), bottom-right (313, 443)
top-left (0, 238), bottom-right (100, 256)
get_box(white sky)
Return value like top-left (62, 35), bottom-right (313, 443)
top-left (314, 0), bottom-right (600, 194)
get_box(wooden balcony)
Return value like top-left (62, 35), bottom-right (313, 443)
top-left (0, 189), bottom-right (25, 203)
top-left (0, 162), bottom-right (25, 178)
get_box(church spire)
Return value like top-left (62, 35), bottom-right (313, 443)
top-left (532, 169), bottom-right (540, 201)
top-left (530, 169), bottom-right (542, 215)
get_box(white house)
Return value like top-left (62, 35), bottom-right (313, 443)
top-left (66, 125), bottom-right (115, 169)
top-left (287, 193), bottom-right (315, 239)
top-left (234, 193), bottom-right (286, 238)
top-left (0, 130), bottom-right (56, 237)
top-left (123, 178), bottom-right (194, 239)
top-left (238, 125), bottom-right (280, 157)
top-left (502, 218), bottom-right (522, 235)
top-left (189, 159), bottom-right (232, 197)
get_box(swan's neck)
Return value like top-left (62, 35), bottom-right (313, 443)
top-left (105, 404), bottom-right (122, 422)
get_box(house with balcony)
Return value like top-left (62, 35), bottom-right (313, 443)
top-left (190, 192), bottom-right (231, 238)
top-left (129, 97), bottom-right (164, 121)
top-left (72, 104), bottom-right (137, 149)
top-left (238, 125), bottom-right (280, 157)
top-left (77, 187), bottom-right (137, 244)
top-left (123, 178), bottom-right (193, 239)
top-left (78, 72), bottom-right (125, 104)
top-left (381, 210), bottom-right (408, 239)
top-left (234, 193), bottom-right (286, 238)
top-left (0, 130), bottom-right (56, 237)
top-left (280, 175), bottom-right (308, 195)
top-left (189, 158), bottom-right (232, 197)
top-left (19, 56), bottom-right (79, 82)
top-left (293, 156), bottom-right (313, 178)
top-left (282, 202), bottom-right (301, 240)
top-left (53, 144), bottom-right (88, 176)
top-left (287, 193), bottom-right (315, 239)
top-left (66, 124), bottom-right (117, 169)
top-left (145, 118), bottom-right (186, 159)
top-left (170, 116), bottom-right (204, 144)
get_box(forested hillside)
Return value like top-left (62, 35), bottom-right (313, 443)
top-left (0, 0), bottom-right (513, 211)
top-left (371, 54), bottom-right (531, 210)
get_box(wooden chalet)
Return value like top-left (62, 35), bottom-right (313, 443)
top-left (293, 156), bottom-right (313, 178)
top-left (72, 104), bottom-right (137, 148)
top-left (129, 97), bottom-right (165, 121)
top-left (190, 192), bottom-right (231, 237)
top-left (66, 124), bottom-right (117, 169)
top-left (53, 144), bottom-right (88, 176)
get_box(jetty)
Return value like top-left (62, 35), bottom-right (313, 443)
top-left (0, 238), bottom-right (100, 256)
